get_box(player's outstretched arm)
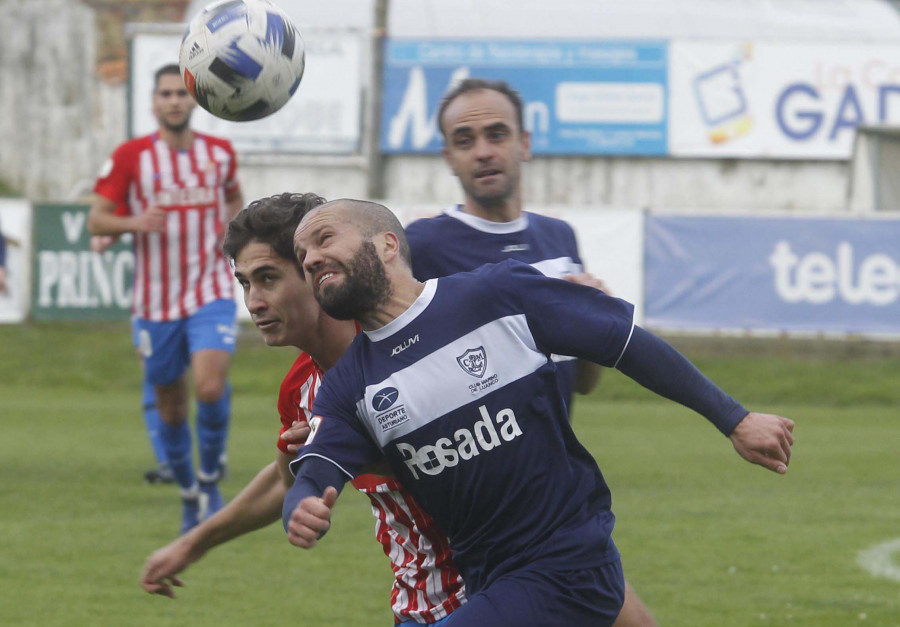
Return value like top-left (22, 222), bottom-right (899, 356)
top-left (140, 459), bottom-right (290, 597)
top-left (615, 326), bottom-right (794, 474)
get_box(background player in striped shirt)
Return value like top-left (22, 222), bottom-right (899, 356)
top-left (406, 77), bottom-right (655, 625)
top-left (88, 64), bottom-right (243, 534)
top-left (140, 192), bottom-right (465, 625)
top-left (285, 199), bottom-right (794, 625)
top-left (92, 219), bottom-right (173, 487)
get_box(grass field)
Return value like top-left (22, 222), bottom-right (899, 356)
top-left (1, 322), bottom-right (899, 626)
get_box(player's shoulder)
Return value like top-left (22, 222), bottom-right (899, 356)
top-left (195, 131), bottom-right (236, 153)
top-left (441, 258), bottom-right (539, 289)
top-left (112, 135), bottom-right (154, 158)
top-left (405, 208), bottom-right (459, 238)
top-left (99, 136), bottom-right (151, 181)
top-left (525, 211), bottom-right (576, 235)
top-left (280, 352), bottom-right (319, 392)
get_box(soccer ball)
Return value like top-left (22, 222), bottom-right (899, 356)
top-left (179, 0), bottom-right (305, 122)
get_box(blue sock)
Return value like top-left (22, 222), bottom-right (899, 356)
top-left (196, 384), bottom-right (230, 482)
top-left (142, 379), bottom-right (168, 467)
top-left (158, 419), bottom-right (195, 490)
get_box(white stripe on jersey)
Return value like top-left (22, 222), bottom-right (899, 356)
top-left (211, 144), bottom-right (230, 184)
top-left (139, 150), bottom-right (155, 206)
top-left (133, 232), bottom-right (145, 315)
top-left (147, 232), bottom-right (163, 319)
top-left (166, 211), bottom-right (182, 320)
top-left (177, 150), bottom-right (199, 188)
top-left (362, 313), bottom-right (548, 448)
top-left (194, 137), bottom-right (212, 188)
top-left (200, 208), bottom-right (218, 303)
top-left (155, 140), bottom-right (175, 189)
top-left (530, 255), bottom-right (582, 278)
top-left (182, 209), bottom-right (201, 314)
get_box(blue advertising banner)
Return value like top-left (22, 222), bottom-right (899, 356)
top-left (644, 215), bottom-right (900, 335)
top-left (381, 39), bottom-right (668, 155)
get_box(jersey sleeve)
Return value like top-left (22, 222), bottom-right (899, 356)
top-left (276, 378), bottom-right (301, 457)
top-left (288, 358), bottom-right (383, 480)
top-left (221, 140), bottom-right (240, 196)
top-left (498, 259), bottom-right (635, 367)
top-left (93, 143), bottom-right (135, 205)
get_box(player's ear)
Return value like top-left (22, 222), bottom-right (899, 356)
top-left (519, 129), bottom-right (532, 163)
top-left (381, 231), bottom-right (401, 262)
top-left (442, 145), bottom-right (459, 176)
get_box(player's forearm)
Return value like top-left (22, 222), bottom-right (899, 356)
top-left (87, 208), bottom-right (141, 236)
top-left (615, 326), bottom-right (748, 436)
top-left (282, 457), bottom-right (347, 533)
top-left (187, 462), bottom-right (286, 554)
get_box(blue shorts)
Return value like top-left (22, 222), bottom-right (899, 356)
top-left (443, 560), bottom-right (624, 627)
top-left (134, 299), bottom-right (237, 386)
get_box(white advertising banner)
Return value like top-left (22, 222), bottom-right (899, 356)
top-left (670, 41), bottom-right (900, 159)
top-left (130, 28), bottom-right (364, 154)
top-left (0, 200), bottom-right (32, 323)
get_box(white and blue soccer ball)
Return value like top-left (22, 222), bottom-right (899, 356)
top-left (179, 0), bottom-right (305, 122)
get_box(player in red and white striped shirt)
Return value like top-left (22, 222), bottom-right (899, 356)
top-left (140, 192), bottom-right (465, 624)
top-left (89, 64), bottom-right (243, 534)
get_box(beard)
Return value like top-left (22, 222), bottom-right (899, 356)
top-left (463, 173), bottom-right (517, 209)
top-left (160, 112), bottom-right (192, 133)
top-left (314, 240), bottom-right (392, 320)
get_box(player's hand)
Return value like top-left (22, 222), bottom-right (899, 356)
top-left (90, 235), bottom-right (118, 253)
top-left (286, 486), bottom-right (338, 549)
top-left (136, 206), bottom-right (167, 233)
top-left (729, 412), bottom-right (795, 474)
top-left (0, 266), bottom-right (7, 294)
top-left (139, 538), bottom-right (200, 598)
top-left (280, 420), bottom-right (311, 454)
top-left (563, 272), bottom-right (611, 294)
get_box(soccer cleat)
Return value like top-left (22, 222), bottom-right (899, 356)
top-left (199, 480), bottom-right (223, 520)
top-left (143, 464), bottom-right (175, 485)
top-left (180, 495), bottom-right (201, 535)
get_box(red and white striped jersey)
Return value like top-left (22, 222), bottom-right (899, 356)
top-left (94, 132), bottom-right (240, 321)
top-left (278, 353), bottom-right (467, 624)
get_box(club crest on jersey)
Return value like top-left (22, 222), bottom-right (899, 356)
top-left (456, 347), bottom-right (487, 378)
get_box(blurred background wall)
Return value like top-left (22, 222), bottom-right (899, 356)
top-left (6, 0), bottom-right (900, 212)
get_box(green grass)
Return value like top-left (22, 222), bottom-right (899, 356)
top-left (1, 322), bottom-right (899, 626)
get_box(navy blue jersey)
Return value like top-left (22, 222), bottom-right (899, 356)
top-left (406, 206), bottom-right (585, 404)
top-left (294, 260), bottom-right (635, 595)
